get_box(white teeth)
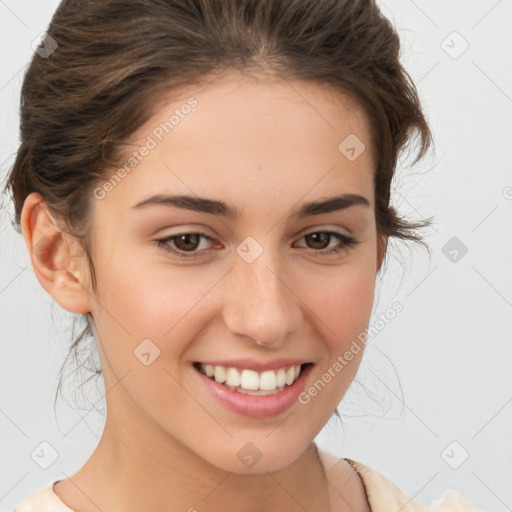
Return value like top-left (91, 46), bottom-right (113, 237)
top-left (259, 370), bottom-right (276, 391)
top-left (226, 367), bottom-right (241, 387)
top-left (276, 368), bottom-right (286, 387)
top-left (214, 366), bottom-right (226, 384)
top-left (285, 366), bottom-right (295, 385)
top-left (198, 363), bottom-right (305, 393)
top-left (240, 369), bottom-right (259, 390)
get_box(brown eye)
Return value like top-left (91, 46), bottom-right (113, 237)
top-left (155, 232), bottom-right (214, 259)
top-left (172, 233), bottom-right (202, 252)
top-left (304, 232), bottom-right (331, 250)
top-left (295, 230), bottom-right (358, 257)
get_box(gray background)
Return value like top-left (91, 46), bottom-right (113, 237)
top-left (1, 0), bottom-right (511, 510)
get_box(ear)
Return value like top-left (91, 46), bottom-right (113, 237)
top-left (376, 232), bottom-right (388, 273)
top-left (20, 192), bottom-right (91, 314)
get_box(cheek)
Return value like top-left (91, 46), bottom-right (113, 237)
top-left (87, 257), bottom-right (198, 407)
top-left (336, 273), bottom-right (375, 335)
top-left (297, 264), bottom-right (375, 419)
top-left (304, 259), bottom-right (376, 346)
top-left (90, 246), bottom-right (213, 336)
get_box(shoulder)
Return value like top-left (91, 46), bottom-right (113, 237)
top-left (13, 480), bottom-right (75, 512)
top-left (319, 450), bottom-right (486, 512)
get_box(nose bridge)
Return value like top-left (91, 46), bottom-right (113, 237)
top-left (223, 241), bottom-right (302, 346)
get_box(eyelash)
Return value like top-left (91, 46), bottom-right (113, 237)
top-left (154, 230), bottom-right (358, 260)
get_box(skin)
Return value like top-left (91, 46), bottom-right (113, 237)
top-left (21, 69), bottom-right (387, 512)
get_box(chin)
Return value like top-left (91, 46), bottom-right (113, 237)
top-left (194, 436), bottom-right (311, 475)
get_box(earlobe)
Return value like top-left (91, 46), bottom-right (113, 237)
top-left (20, 192), bottom-right (91, 314)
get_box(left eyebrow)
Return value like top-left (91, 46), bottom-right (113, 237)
top-left (132, 193), bottom-right (370, 221)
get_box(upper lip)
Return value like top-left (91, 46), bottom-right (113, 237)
top-left (195, 358), bottom-right (312, 372)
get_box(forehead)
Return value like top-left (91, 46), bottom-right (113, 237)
top-left (144, 70), bottom-right (372, 144)
top-left (99, 70), bottom-right (375, 215)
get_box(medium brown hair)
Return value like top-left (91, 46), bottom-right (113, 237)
top-left (3, 0), bottom-right (433, 409)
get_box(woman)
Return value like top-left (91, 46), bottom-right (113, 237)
top-left (6, 0), bottom-right (484, 510)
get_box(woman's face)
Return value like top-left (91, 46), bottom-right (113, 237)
top-left (85, 70), bottom-right (386, 473)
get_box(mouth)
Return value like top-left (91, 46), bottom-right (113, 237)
top-left (193, 361), bottom-right (313, 396)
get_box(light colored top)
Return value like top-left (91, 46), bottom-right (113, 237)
top-left (13, 457), bottom-right (487, 512)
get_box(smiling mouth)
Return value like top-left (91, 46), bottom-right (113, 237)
top-left (193, 362), bottom-right (312, 396)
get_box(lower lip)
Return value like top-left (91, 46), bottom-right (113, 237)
top-left (194, 364), bottom-right (312, 418)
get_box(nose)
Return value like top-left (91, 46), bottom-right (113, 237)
top-left (221, 247), bottom-right (303, 348)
